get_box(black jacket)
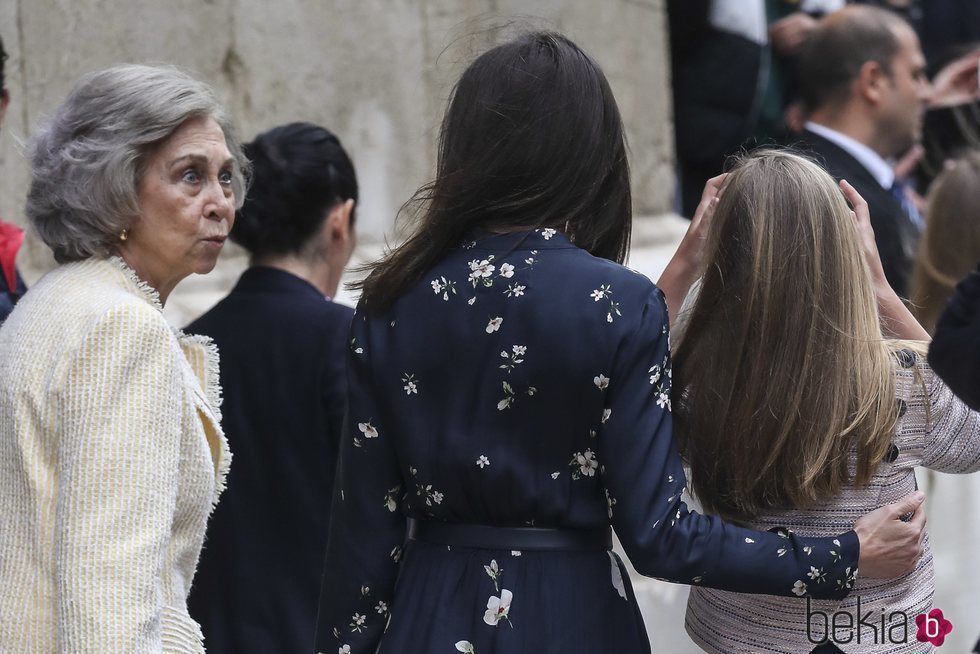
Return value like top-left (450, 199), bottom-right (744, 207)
top-left (929, 266), bottom-right (980, 412)
top-left (186, 266), bottom-right (353, 654)
top-left (793, 128), bottom-right (920, 298)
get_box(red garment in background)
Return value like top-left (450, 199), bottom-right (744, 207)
top-left (0, 219), bottom-right (24, 292)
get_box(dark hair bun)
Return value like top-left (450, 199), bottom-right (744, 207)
top-left (231, 122), bottom-right (358, 257)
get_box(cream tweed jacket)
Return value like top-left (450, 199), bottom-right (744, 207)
top-left (0, 256), bottom-right (230, 653)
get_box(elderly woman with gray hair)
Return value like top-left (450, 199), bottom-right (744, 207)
top-left (0, 64), bottom-right (247, 653)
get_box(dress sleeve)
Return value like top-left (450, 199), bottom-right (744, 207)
top-left (315, 313), bottom-right (405, 654)
top-left (920, 361), bottom-right (980, 473)
top-left (597, 288), bottom-right (861, 600)
top-left (55, 304), bottom-right (184, 653)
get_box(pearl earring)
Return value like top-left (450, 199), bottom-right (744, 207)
top-left (120, 229), bottom-right (129, 241)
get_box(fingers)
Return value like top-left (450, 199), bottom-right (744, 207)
top-left (839, 179), bottom-right (867, 211)
top-left (891, 490), bottom-right (926, 519)
top-left (702, 173), bottom-right (729, 197)
top-left (692, 173), bottom-right (728, 227)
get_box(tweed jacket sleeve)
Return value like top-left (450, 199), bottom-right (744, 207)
top-left (55, 302), bottom-right (185, 653)
top-left (920, 360), bottom-right (980, 474)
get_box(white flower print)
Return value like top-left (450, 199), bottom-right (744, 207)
top-left (527, 386), bottom-right (537, 396)
top-left (499, 345), bottom-right (526, 373)
top-left (837, 567), bottom-right (857, 591)
top-left (830, 538), bottom-right (842, 563)
top-left (608, 551), bottom-right (628, 599)
top-left (605, 488), bottom-right (617, 518)
top-left (744, 537), bottom-right (755, 544)
top-left (511, 550), bottom-right (522, 556)
top-left (499, 262), bottom-right (515, 278)
top-left (804, 545), bottom-right (814, 556)
top-left (525, 256), bottom-right (535, 265)
top-left (375, 601), bottom-right (388, 615)
top-left (339, 645), bottom-right (352, 654)
top-left (468, 297), bottom-right (477, 305)
top-left (416, 484), bottom-right (444, 507)
top-left (469, 257), bottom-right (496, 287)
top-left (384, 486), bottom-right (400, 512)
top-left (590, 284), bottom-right (622, 322)
top-left (551, 471), bottom-right (560, 479)
top-left (484, 559), bottom-right (503, 591)
top-left (655, 389), bottom-right (671, 411)
top-left (431, 276), bottom-right (457, 301)
top-left (486, 316), bottom-right (503, 333)
top-left (504, 283), bottom-right (526, 298)
top-left (570, 448), bottom-right (599, 480)
top-left (455, 642), bottom-right (475, 654)
top-left (476, 455), bottom-right (490, 469)
top-left (498, 381), bottom-right (516, 411)
top-left (358, 421), bottom-right (379, 439)
top-left (350, 338), bottom-right (364, 355)
top-left (483, 589), bottom-right (513, 626)
top-left (540, 227), bottom-right (557, 240)
top-left (792, 580), bottom-right (808, 597)
top-left (350, 613), bottom-right (366, 632)
top-left (648, 364), bottom-right (662, 385)
top-left (807, 566), bottom-right (827, 584)
top-left (402, 373), bottom-right (418, 395)
top-left (601, 408), bottom-right (612, 424)
top-left (390, 545), bottom-right (403, 563)
top-left (593, 374), bottom-right (610, 390)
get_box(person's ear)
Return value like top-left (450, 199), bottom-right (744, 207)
top-left (328, 198), bottom-right (355, 245)
top-left (857, 60), bottom-right (889, 106)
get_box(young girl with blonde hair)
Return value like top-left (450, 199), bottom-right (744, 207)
top-left (676, 149), bottom-right (980, 654)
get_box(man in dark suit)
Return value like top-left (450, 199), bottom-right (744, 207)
top-left (794, 5), bottom-right (931, 298)
top-left (186, 123), bottom-right (358, 654)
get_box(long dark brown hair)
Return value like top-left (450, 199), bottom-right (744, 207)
top-left (355, 31), bottom-right (631, 311)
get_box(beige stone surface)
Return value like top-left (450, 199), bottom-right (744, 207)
top-left (1, 0), bottom-right (674, 296)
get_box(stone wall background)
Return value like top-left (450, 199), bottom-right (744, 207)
top-left (0, 0), bottom-right (676, 298)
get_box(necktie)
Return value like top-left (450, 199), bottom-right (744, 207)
top-left (890, 179), bottom-right (924, 231)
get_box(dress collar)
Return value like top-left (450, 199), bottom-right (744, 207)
top-left (458, 228), bottom-right (576, 252)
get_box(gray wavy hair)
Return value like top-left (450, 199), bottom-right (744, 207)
top-left (26, 64), bottom-right (250, 263)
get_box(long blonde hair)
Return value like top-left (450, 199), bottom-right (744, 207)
top-left (911, 150), bottom-right (980, 334)
top-left (674, 149), bottom-right (903, 521)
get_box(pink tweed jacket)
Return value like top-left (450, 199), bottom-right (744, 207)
top-left (686, 350), bottom-right (980, 654)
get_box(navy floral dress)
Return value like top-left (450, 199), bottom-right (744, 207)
top-left (316, 230), bottom-right (862, 654)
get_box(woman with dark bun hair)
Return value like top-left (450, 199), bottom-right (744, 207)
top-left (186, 122), bottom-right (357, 654)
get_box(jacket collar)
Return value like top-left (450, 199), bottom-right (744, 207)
top-left (106, 256), bottom-right (164, 311)
top-left (233, 265), bottom-right (327, 300)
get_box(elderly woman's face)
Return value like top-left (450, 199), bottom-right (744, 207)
top-left (122, 116), bottom-right (235, 297)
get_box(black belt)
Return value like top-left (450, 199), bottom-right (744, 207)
top-left (407, 519), bottom-right (611, 552)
